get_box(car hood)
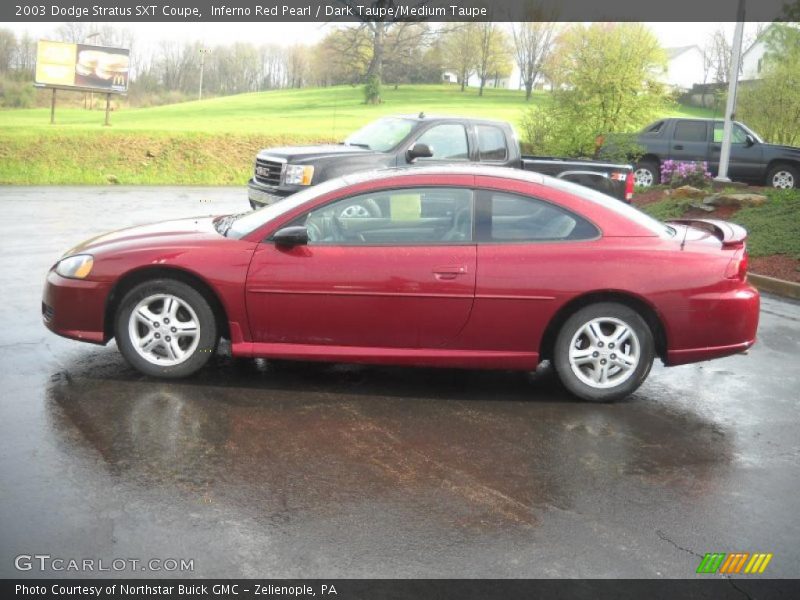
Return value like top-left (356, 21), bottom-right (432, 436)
top-left (63, 216), bottom-right (221, 256)
top-left (257, 144), bottom-right (381, 164)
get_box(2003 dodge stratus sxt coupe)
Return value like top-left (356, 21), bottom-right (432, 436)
top-left (43, 166), bottom-right (759, 401)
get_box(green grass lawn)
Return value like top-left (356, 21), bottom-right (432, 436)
top-left (0, 84), bottom-right (714, 185)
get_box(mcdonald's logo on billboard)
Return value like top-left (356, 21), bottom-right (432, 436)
top-left (696, 552), bottom-right (773, 574)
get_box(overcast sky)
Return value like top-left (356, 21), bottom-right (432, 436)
top-left (11, 21), bottom-right (762, 50)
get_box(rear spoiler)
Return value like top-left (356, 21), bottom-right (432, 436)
top-left (666, 218), bottom-right (747, 247)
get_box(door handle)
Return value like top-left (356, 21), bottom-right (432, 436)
top-left (711, 145), bottom-right (721, 152)
top-left (433, 265), bottom-right (467, 280)
top-left (673, 144), bottom-right (684, 150)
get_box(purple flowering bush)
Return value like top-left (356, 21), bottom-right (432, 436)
top-left (660, 160), bottom-right (713, 188)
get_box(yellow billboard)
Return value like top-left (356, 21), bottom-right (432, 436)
top-left (35, 40), bottom-right (130, 93)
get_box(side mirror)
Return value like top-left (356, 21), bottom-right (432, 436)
top-left (272, 225), bottom-right (308, 246)
top-left (406, 142), bottom-right (434, 162)
top-left (745, 134), bottom-right (756, 147)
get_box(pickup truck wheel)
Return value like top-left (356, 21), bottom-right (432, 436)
top-left (634, 161), bottom-right (659, 187)
top-left (553, 303), bottom-right (654, 402)
top-left (767, 164), bottom-right (797, 189)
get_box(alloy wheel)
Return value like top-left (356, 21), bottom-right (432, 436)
top-left (127, 294), bottom-right (200, 366)
top-left (772, 170), bottom-right (795, 189)
top-left (633, 168), bottom-right (654, 187)
top-left (568, 317), bottom-right (641, 389)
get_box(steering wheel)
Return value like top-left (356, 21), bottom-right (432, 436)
top-left (335, 198), bottom-right (381, 219)
top-left (307, 221), bottom-right (324, 243)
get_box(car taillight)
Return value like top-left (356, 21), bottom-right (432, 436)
top-left (725, 248), bottom-right (749, 280)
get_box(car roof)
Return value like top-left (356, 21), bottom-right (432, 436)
top-left (391, 114), bottom-right (509, 126)
top-left (342, 164), bottom-right (545, 186)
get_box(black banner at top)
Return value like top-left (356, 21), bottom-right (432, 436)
top-left (2, 0), bottom-right (796, 23)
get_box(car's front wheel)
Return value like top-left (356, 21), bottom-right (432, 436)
top-left (115, 279), bottom-right (217, 378)
top-left (553, 303), bottom-right (654, 402)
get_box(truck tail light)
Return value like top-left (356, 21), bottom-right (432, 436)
top-left (624, 171), bottom-right (634, 202)
top-left (610, 171), bottom-right (634, 202)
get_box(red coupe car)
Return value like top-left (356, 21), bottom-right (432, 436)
top-left (42, 166), bottom-right (759, 401)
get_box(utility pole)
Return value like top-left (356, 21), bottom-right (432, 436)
top-left (198, 47), bottom-right (210, 100)
top-left (715, 0), bottom-right (746, 183)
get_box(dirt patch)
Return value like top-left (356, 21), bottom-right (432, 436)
top-left (683, 205), bottom-right (739, 220)
top-left (631, 188), bottom-right (669, 206)
top-left (750, 255), bottom-right (800, 284)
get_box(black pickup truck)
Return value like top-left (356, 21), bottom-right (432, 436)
top-left (247, 115), bottom-right (634, 209)
top-left (633, 117), bottom-right (800, 189)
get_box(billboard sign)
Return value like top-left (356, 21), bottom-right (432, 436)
top-left (35, 40), bottom-right (130, 93)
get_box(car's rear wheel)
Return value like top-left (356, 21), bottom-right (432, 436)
top-left (767, 163), bottom-right (798, 189)
top-left (553, 303), bottom-right (654, 402)
top-left (633, 160), bottom-right (659, 187)
top-left (115, 279), bottom-right (217, 378)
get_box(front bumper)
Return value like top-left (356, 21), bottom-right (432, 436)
top-left (42, 270), bottom-right (111, 344)
top-left (247, 178), bottom-right (291, 209)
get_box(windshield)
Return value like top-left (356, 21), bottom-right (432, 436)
top-left (344, 117), bottom-right (417, 152)
top-left (226, 178), bottom-right (350, 239)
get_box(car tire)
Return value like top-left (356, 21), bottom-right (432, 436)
top-left (767, 163), bottom-right (798, 189)
top-left (115, 278), bottom-right (218, 378)
top-left (634, 160), bottom-right (659, 188)
top-left (553, 303), bottom-right (654, 402)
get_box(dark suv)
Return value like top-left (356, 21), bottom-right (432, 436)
top-left (633, 117), bottom-right (800, 188)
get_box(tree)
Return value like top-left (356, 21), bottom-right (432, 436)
top-left (443, 23), bottom-right (480, 91)
top-left (510, 21), bottom-right (557, 100)
top-left (309, 27), bottom-right (371, 87)
top-left (475, 23), bottom-right (512, 96)
top-left (521, 23), bottom-right (667, 157)
top-left (707, 28), bottom-right (732, 84)
top-left (337, 0), bottom-right (436, 103)
top-left (0, 29), bottom-right (15, 74)
top-left (738, 24), bottom-right (800, 145)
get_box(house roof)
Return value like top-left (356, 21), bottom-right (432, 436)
top-left (743, 23), bottom-right (776, 57)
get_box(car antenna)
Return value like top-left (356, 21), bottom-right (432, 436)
top-left (418, 111), bottom-right (425, 119)
top-left (680, 221), bottom-right (689, 251)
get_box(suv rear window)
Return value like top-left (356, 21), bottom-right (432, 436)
top-left (674, 121), bottom-right (708, 142)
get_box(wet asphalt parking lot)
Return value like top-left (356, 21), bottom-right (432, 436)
top-left (0, 186), bottom-right (799, 579)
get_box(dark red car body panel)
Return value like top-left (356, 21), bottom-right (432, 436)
top-left (43, 169), bottom-right (759, 371)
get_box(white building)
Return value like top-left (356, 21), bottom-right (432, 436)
top-left (741, 26), bottom-right (774, 80)
top-left (659, 45), bottom-right (707, 91)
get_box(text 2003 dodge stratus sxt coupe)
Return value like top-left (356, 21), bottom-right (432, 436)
top-left (43, 166), bottom-right (759, 401)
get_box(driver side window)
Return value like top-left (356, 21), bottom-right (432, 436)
top-left (414, 124), bottom-right (470, 160)
top-left (296, 187), bottom-right (473, 245)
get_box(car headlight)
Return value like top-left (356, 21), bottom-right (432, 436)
top-left (55, 254), bottom-right (94, 279)
top-left (283, 164), bottom-right (314, 186)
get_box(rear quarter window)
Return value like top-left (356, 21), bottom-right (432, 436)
top-left (481, 191), bottom-right (598, 242)
top-left (476, 125), bottom-right (508, 161)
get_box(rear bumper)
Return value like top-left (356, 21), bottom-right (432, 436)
top-left (247, 178), bottom-right (290, 209)
top-left (664, 283), bottom-right (760, 366)
top-left (42, 270), bottom-right (111, 344)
